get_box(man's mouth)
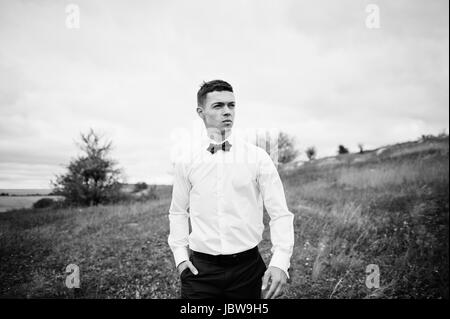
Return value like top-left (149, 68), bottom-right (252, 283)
top-left (223, 120), bottom-right (232, 123)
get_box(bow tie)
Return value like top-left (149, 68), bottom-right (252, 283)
top-left (207, 140), bottom-right (232, 154)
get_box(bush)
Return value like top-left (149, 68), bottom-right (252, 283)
top-left (306, 146), bottom-right (317, 161)
top-left (338, 145), bottom-right (349, 155)
top-left (133, 182), bottom-right (148, 193)
top-left (33, 198), bottom-right (56, 209)
top-left (132, 185), bottom-right (159, 202)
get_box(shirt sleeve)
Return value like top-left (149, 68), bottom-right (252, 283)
top-left (257, 149), bottom-right (295, 278)
top-left (168, 160), bottom-right (191, 268)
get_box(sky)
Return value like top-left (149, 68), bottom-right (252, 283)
top-left (0, 0), bottom-right (448, 188)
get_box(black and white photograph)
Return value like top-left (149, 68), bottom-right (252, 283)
top-left (0, 0), bottom-right (448, 304)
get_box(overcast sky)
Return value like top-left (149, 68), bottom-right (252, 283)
top-left (0, 0), bottom-right (448, 188)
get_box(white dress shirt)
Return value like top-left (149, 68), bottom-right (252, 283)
top-left (168, 131), bottom-right (294, 277)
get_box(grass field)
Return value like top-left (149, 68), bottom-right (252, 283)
top-left (0, 196), bottom-right (65, 213)
top-left (0, 138), bottom-right (448, 298)
top-left (0, 189), bottom-right (60, 213)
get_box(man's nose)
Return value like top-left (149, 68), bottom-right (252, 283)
top-left (223, 106), bottom-right (232, 116)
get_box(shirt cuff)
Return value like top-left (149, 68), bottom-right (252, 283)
top-left (172, 246), bottom-right (189, 268)
top-left (268, 249), bottom-right (291, 279)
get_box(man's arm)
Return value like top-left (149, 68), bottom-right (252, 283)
top-left (168, 161), bottom-right (191, 268)
top-left (257, 149), bottom-right (295, 298)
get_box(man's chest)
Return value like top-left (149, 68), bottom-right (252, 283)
top-left (188, 160), bottom-right (258, 193)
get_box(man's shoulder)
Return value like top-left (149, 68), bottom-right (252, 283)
top-left (231, 136), bottom-right (270, 166)
top-left (174, 140), bottom-right (208, 162)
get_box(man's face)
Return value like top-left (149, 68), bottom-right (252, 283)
top-left (197, 90), bottom-right (235, 133)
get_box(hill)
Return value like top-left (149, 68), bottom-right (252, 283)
top-left (283, 134), bottom-right (449, 171)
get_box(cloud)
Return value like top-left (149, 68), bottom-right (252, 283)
top-left (0, 0), bottom-right (448, 188)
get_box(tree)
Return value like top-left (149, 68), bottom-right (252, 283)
top-left (256, 131), bottom-right (300, 164)
top-left (357, 143), bottom-right (364, 154)
top-left (338, 145), bottom-right (349, 155)
top-left (277, 131), bottom-right (299, 164)
top-left (52, 129), bottom-right (123, 206)
top-left (305, 146), bottom-right (317, 161)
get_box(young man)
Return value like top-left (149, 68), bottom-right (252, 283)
top-left (168, 80), bottom-right (294, 299)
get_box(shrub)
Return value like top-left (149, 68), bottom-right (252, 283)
top-left (338, 145), bottom-right (349, 155)
top-left (306, 146), bottom-right (317, 161)
top-left (133, 182), bottom-right (148, 193)
top-left (33, 198), bottom-right (56, 209)
top-left (133, 185), bottom-right (159, 202)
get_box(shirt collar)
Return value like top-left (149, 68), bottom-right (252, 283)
top-left (203, 130), bottom-right (235, 146)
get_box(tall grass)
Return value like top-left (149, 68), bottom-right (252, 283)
top-left (282, 153), bottom-right (448, 298)
top-left (336, 157), bottom-right (449, 189)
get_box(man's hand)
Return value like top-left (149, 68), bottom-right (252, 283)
top-left (177, 260), bottom-right (199, 276)
top-left (261, 266), bottom-right (287, 299)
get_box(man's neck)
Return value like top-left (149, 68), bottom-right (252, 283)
top-left (206, 128), bottom-right (232, 143)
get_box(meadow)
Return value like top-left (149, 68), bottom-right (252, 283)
top-left (0, 137), bottom-right (448, 298)
top-left (0, 189), bottom-right (60, 213)
top-left (0, 196), bottom-right (52, 213)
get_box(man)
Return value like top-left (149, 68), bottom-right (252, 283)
top-left (168, 80), bottom-right (294, 299)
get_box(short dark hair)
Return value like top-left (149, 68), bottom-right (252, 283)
top-left (197, 80), bottom-right (233, 107)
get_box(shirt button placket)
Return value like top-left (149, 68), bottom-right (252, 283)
top-left (217, 152), bottom-right (224, 252)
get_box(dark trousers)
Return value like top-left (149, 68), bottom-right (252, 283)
top-left (180, 246), bottom-right (267, 299)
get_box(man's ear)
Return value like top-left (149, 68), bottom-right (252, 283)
top-left (196, 106), bottom-right (205, 120)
